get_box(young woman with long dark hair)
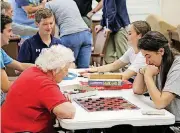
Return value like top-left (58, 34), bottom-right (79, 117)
top-left (133, 31), bottom-right (180, 133)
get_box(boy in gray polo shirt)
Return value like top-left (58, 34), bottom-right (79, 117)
top-left (46, 0), bottom-right (92, 68)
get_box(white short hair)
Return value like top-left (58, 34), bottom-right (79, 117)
top-left (35, 45), bottom-right (75, 72)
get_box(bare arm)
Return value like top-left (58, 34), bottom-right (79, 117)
top-left (91, 0), bottom-right (103, 13)
top-left (134, 65), bottom-right (175, 109)
top-left (23, 2), bottom-right (45, 14)
top-left (1, 69), bottom-right (13, 93)
top-left (12, 23), bottom-right (38, 36)
top-left (87, 0), bottom-right (103, 18)
top-left (133, 72), bottom-right (147, 94)
top-left (144, 74), bottom-right (175, 109)
top-left (53, 102), bottom-right (76, 119)
top-left (121, 69), bottom-right (136, 80)
top-left (7, 60), bottom-right (34, 72)
top-left (90, 59), bottom-right (127, 72)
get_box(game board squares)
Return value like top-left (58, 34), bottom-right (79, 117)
top-left (122, 100), bottom-right (128, 103)
top-left (95, 108), bottom-right (101, 111)
top-left (118, 107), bottom-right (124, 109)
top-left (96, 99), bottom-right (101, 101)
top-left (95, 104), bottom-right (100, 106)
top-left (74, 97), bottom-right (139, 112)
top-left (99, 97), bottom-right (105, 100)
top-left (113, 107), bottom-right (120, 110)
top-left (87, 107), bottom-right (93, 110)
top-left (107, 107), bottom-right (113, 110)
top-left (117, 98), bottom-right (124, 100)
top-left (80, 102), bottom-right (85, 104)
top-left (99, 102), bottom-right (104, 105)
top-left (131, 106), bottom-right (137, 109)
top-left (109, 97), bottom-right (116, 100)
top-left (99, 107), bottom-right (104, 110)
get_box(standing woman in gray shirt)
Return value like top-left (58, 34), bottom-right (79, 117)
top-left (133, 31), bottom-right (180, 133)
top-left (46, 0), bottom-right (92, 68)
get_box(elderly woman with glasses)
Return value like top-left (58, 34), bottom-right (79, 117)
top-left (2, 45), bottom-right (76, 133)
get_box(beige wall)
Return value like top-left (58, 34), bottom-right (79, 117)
top-left (161, 0), bottom-right (180, 26)
top-left (92, 0), bottom-right (161, 22)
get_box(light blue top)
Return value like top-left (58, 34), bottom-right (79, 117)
top-left (1, 48), bottom-right (13, 105)
top-left (0, 48), bottom-right (13, 69)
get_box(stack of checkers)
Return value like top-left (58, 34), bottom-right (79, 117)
top-left (62, 84), bottom-right (98, 99)
top-left (74, 97), bottom-right (139, 112)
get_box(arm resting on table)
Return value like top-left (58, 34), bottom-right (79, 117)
top-left (53, 102), bottom-right (76, 119)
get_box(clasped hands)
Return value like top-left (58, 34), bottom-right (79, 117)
top-left (139, 65), bottom-right (160, 77)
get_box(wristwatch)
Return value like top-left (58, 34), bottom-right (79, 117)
top-left (139, 68), bottom-right (145, 75)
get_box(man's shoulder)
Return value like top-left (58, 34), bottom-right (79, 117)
top-left (0, 49), bottom-right (5, 69)
top-left (22, 35), bottom-right (38, 46)
top-left (0, 49), bottom-right (8, 58)
top-left (0, 48), bottom-right (5, 54)
top-left (0, 48), bottom-right (13, 66)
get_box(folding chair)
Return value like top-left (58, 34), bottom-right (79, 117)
top-left (168, 26), bottom-right (180, 52)
top-left (91, 29), bottom-right (110, 67)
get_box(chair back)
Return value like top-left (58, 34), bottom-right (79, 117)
top-left (146, 14), bottom-right (176, 41)
top-left (168, 28), bottom-right (180, 52)
top-left (91, 29), bottom-right (110, 66)
top-left (177, 25), bottom-right (180, 39)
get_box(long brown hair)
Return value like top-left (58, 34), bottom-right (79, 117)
top-left (138, 31), bottom-right (178, 88)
